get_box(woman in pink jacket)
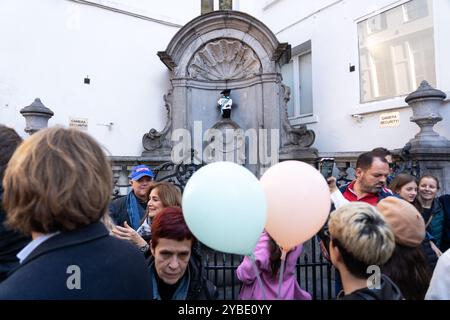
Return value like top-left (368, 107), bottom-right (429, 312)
top-left (236, 230), bottom-right (312, 300)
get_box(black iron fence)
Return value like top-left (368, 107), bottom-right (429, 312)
top-left (200, 235), bottom-right (336, 300)
top-left (111, 156), bottom-right (338, 300)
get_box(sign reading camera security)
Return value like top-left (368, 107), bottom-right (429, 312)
top-left (379, 112), bottom-right (400, 128)
top-left (69, 117), bottom-right (88, 131)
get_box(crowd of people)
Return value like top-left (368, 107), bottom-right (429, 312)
top-left (0, 125), bottom-right (449, 300)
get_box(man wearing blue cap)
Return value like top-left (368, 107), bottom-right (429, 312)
top-left (109, 164), bottom-right (154, 230)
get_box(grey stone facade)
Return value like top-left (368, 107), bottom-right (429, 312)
top-left (142, 11), bottom-right (317, 176)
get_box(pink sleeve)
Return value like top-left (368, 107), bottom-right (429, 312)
top-left (236, 232), bottom-right (271, 284)
top-left (285, 244), bottom-right (302, 275)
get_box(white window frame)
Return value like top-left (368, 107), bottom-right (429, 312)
top-left (353, 0), bottom-right (437, 115)
top-left (366, 14), bottom-right (386, 35)
top-left (289, 51), bottom-right (311, 117)
top-left (284, 42), bottom-right (317, 126)
top-left (402, 0), bottom-right (428, 23)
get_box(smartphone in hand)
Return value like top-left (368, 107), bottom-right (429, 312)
top-left (319, 158), bottom-right (335, 179)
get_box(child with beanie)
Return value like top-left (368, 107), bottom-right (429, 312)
top-left (377, 197), bottom-right (432, 300)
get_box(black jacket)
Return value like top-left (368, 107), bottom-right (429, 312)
top-left (148, 247), bottom-right (218, 300)
top-left (109, 193), bottom-right (147, 227)
top-left (421, 239), bottom-right (438, 271)
top-left (337, 274), bottom-right (404, 300)
top-left (416, 195), bottom-right (450, 252)
top-left (0, 222), bottom-right (152, 299)
top-left (0, 188), bottom-right (31, 283)
top-left (438, 195), bottom-right (450, 252)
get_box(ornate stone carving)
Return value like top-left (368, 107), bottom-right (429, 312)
top-left (187, 39), bottom-right (261, 80)
top-left (142, 89), bottom-right (173, 152)
top-left (280, 84), bottom-right (315, 148)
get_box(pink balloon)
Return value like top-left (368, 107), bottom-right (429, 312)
top-left (260, 161), bottom-right (331, 251)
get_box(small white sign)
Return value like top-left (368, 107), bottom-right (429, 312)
top-left (69, 117), bottom-right (88, 130)
top-left (379, 112), bottom-right (400, 128)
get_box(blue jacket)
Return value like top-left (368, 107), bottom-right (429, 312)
top-left (0, 222), bottom-right (152, 299)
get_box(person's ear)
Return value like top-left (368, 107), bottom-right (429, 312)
top-left (150, 241), bottom-right (155, 256)
top-left (329, 239), bottom-right (342, 264)
top-left (355, 168), bottom-right (363, 179)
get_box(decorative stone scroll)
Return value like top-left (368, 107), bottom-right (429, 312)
top-left (142, 88), bottom-right (173, 155)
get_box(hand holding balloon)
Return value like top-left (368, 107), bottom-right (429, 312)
top-left (260, 161), bottom-right (331, 251)
top-left (182, 162), bottom-right (267, 255)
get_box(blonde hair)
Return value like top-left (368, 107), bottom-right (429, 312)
top-left (328, 202), bottom-right (395, 266)
top-left (3, 127), bottom-right (112, 234)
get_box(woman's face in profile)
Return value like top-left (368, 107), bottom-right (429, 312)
top-left (398, 181), bottom-right (418, 203)
top-left (147, 188), bottom-right (164, 218)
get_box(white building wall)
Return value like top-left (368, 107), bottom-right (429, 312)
top-left (1, 0), bottom-right (449, 156)
top-left (0, 0), bottom-right (199, 156)
top-left (241, 0), bottom-right (450, 152)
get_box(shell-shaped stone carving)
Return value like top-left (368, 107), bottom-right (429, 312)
top-left (188, 39), bottom-right (262, 80)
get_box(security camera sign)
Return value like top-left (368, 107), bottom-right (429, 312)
top-left (69, 117), bottom-right (88, 130)
top-left (379, 112), bottom-right (400, 128)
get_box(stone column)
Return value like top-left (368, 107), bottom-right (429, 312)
top-left (403, 81), bottom-right (450, 193)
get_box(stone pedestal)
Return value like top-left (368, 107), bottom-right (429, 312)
top-left (405, 81), bottom-right (450, 153)
top-left (403, 81), bottom-right (450, 193)
top-left (20, 98), bottom-right (54, 135)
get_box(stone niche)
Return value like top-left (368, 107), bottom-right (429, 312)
top-left (142, 11), bottom-right (317, 176)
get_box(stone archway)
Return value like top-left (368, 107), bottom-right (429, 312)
top-left (143, 10), bottom-right (317, 175)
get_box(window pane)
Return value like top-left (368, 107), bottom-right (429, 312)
top-left (219, 0), bottom-right (233, 10)
top-left (201, 0), bottom-right (214, 14)
top-left (403, 0), bottom-right (428, 21)
top-left (299, 52), bottom-right (313, 115)
top-left (358, 0), bottom-right (435, 103)
top-left (281, 61), bottom-right (295, 117)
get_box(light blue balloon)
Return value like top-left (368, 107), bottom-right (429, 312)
top-left (182, 161), bottom-right (267, 255)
